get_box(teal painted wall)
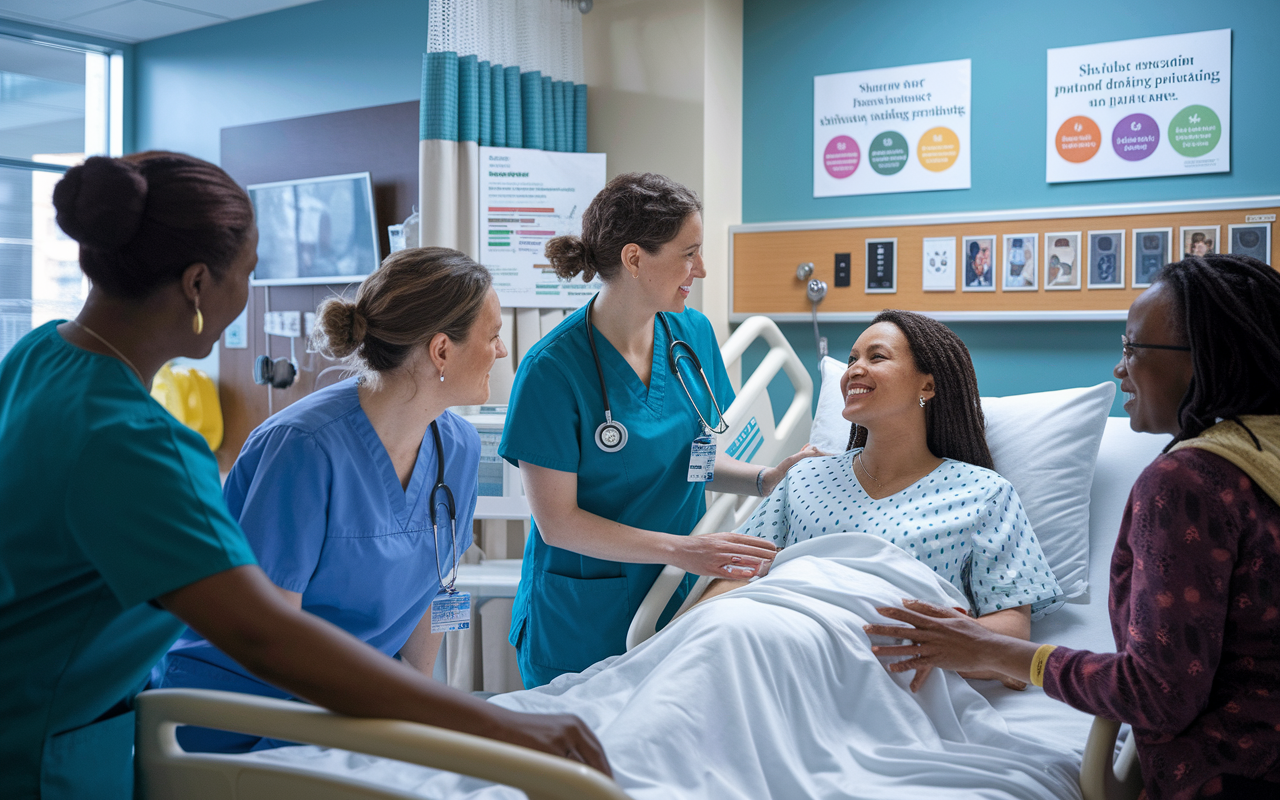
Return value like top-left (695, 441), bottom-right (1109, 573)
top-left (741, 0), bottom-right (1280, 417)
top-left (134, 0), bottom-right (428, 163)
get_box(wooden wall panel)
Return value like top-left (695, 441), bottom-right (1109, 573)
top-left (216, 101), bottom-right (418, 470)
top-left (732, 204), bottom-right (1279, 317)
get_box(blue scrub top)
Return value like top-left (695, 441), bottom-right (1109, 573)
top-left (500, 303), bottom-right (734, 687)
top-left (159, 378), bottom-right (477, 725)
top-left (0, 323), bottom-right (257, 800)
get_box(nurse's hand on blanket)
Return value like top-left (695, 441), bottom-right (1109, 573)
top-left (161, 564), bottom-right (612, 776)
top-left (863, 599), bottom-right (1039, 694)
top-left (677, 532), bottom-right (778, 578)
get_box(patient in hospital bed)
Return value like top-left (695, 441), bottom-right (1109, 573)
top-left (247, 310), bottom-right (1082, 800)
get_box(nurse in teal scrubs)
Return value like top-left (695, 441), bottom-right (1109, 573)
top-left (500, 173), bottom-right (818, 687)
top-left (0, 152), bottom-right (607, 800)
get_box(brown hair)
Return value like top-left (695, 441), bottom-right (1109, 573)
top-left (846, 310), bottom-right (994, 470)
top-left (52, 152), bottom-right (255, 299)
top-left (545, 172), bottom-right (701, 282)
top-left (312, 247), bottom-right (493, 379)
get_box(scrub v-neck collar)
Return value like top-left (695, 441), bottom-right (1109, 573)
top-left (589, 313), bottom-right (668, 416)
top-left (348, 382), bottom-right (435, 529)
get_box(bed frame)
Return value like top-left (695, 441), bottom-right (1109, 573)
top-left (135, 316), bottom-right (1141, 800)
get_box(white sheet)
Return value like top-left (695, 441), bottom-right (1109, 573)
top-left (246, 533), bottom-right (1087, 799)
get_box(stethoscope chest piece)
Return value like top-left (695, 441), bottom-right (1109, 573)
top-left (595, 414), bottom-right (628, 453)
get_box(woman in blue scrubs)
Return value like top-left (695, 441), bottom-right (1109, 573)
top-left (501, 173), bottom-right (818, 687)
top-left (0, 152), bottom-right (606, 800)
top-left (154, 247), bottom-right (507, 751)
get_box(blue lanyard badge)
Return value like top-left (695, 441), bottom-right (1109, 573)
top-left (687, 424), bottom-right (717, 483)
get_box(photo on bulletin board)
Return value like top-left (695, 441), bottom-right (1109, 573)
top-left (1180, 225), bottom-right (1220, 258)
top-left (1087, 230), bottom-right (1126, 289)
top-left (961, 235), bottom-right (995, 292)
top-left (1045, 232), bottom-right (1082, 290)
top-left (865, 238), bottom-right (898, 294)
top-left (1001, 234), bottom-right (1038, 291)
top-left (1132, 228), bottom-right (1172, 288)
top-left (922, 236), bottom-right (957, 291)
top-left (1228, 223), bottom-right (1271, 263)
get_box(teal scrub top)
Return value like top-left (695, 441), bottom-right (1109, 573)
top-left (0, 322), bottom-right (257, 800)
top-left (499, 303), bottom-right (734, 687)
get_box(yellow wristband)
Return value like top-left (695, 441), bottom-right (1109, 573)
top-left (1030, 644), bottom-right (1058, 687)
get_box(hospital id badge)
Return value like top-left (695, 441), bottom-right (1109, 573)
top-left (687, 433), bottom-right (716, 483)
top-left (431, 592), bottom-right (472, 633)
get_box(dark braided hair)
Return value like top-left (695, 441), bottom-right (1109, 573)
top-left (845, 310), bottom-right (994, 469)
top-left (1155, 254), bottom-right (1280, 452)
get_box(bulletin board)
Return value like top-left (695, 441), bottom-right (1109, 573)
top-left (729, 196), bottom-right (1279, 322)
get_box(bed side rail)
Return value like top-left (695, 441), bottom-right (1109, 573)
top-left (1079, 716), bottom-right (1143, 800)
top-left (625, 316), bottom-right (813, 651)
top-left (135, 688), bottom-right (629, 800)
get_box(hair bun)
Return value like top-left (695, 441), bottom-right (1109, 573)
top-left (53, 156), bottom-right (148, 252)
top-left (312, 296), bottom-right (365, 360)
top-left (546, 235), bottom-right (596, 282)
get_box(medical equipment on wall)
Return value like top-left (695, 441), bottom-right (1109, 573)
top-left (796, 261), bottom-right (828, 362)
top-left (584, 295), bottom-right (728, 454)
top-left (151, 363), bottom-right (224, 450)
top-left (253, 307), bottom-right (300, 390)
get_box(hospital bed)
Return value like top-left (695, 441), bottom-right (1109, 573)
top-left (136, 317), bottom-right (1147, 800)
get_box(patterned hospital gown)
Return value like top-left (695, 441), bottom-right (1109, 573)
top-left (738, 450), bottom-right (1064, 619)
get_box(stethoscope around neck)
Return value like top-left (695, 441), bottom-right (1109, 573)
top-left (585, 294), bottom-right (729, 453)
top-left (428, 420), bottom-right (461, 594)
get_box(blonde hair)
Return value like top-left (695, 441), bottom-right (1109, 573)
top-left (311, 247), bottom-right (492, 383)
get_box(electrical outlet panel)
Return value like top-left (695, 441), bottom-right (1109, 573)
top-left (834, 252), bottom-right (851, 287)
top-left (263, 310), bottom-right (302, 338)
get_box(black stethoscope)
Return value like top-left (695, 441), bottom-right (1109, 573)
top-left (428, 420), bottom-right (461, 594)
top-left (585, 294), bottom-right (729, 453)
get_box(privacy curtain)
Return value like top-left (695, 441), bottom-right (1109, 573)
top-left (419, 0), bottom-right (587, 257)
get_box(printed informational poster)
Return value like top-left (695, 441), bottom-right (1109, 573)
top-left (479, 147), bottom-right (607, 308)
top-left (814, 59), bottom-right (970, 197)
top-left (1046, 29), bottom-right (1231, 183)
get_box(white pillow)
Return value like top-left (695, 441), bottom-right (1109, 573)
top-left (809, 355), bottom-right (1114, 601)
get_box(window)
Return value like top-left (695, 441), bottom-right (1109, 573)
top-left (0, 34), bottom-right (123, 359)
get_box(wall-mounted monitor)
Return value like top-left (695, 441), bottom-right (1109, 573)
top-left (247, 172), bottom-right (380, 285)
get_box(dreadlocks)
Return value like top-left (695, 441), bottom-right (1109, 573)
top-left (1156, 253), bottom-right (1280, 451)
top-left (845, 310), bottom-right (994, 470)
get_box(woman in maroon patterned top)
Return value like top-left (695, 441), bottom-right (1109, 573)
top-left (864, 254), bottom-right (1280, 799)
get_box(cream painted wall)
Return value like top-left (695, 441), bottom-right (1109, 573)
top-left (582, 0), bottom-right (742, 342)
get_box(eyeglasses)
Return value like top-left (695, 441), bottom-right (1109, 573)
top-left (1120, 334), bottom-right (1191, 364)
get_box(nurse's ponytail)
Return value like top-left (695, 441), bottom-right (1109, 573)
top-left (311, 246), bottom-right (492, 384)
top-left (546, 172), bottom-right (701, 283)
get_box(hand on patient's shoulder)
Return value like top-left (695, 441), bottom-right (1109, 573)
top-left (761, 444), bottom-right (827, 496)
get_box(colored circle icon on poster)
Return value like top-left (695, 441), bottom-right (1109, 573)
top-left (917, 127), bottom-right (959, 172)
top-left (1112, 113), bottom-right (1159, 161)
top-left (1168, 105), bottom-right (1221, 157)
top-left (1056, 116), bottom-right (1101, 163)
top-left (824, 135), bottom-right (861, 179)
top-left (868, 131), bottom-right (908, 175)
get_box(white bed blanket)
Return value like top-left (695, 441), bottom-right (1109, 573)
top-left (248, 533), bottom-right (1083, 799)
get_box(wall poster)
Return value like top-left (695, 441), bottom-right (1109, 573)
top-left (1046, 29), bottom-right (1231, 183)
top-left (814, 59), bottom-right (970, 198)
top-left (479, 146), bottom-right (607, 309)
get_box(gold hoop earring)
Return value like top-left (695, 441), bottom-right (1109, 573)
top-left (192, 308), bottom-right (204, 336)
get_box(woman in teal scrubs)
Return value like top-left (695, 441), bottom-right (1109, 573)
top-left (500, 173), bottom-right (817, 687)
top-left (0, 152), bottom-right (606, 800)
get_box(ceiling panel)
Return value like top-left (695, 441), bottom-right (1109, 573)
top-left (0, 0), bottom-right (322, 43)
top-left (63, 1), bottom-right (224, 41)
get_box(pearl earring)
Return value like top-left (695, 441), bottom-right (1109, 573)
top-left (439, 372), bottom-right (445, 382)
